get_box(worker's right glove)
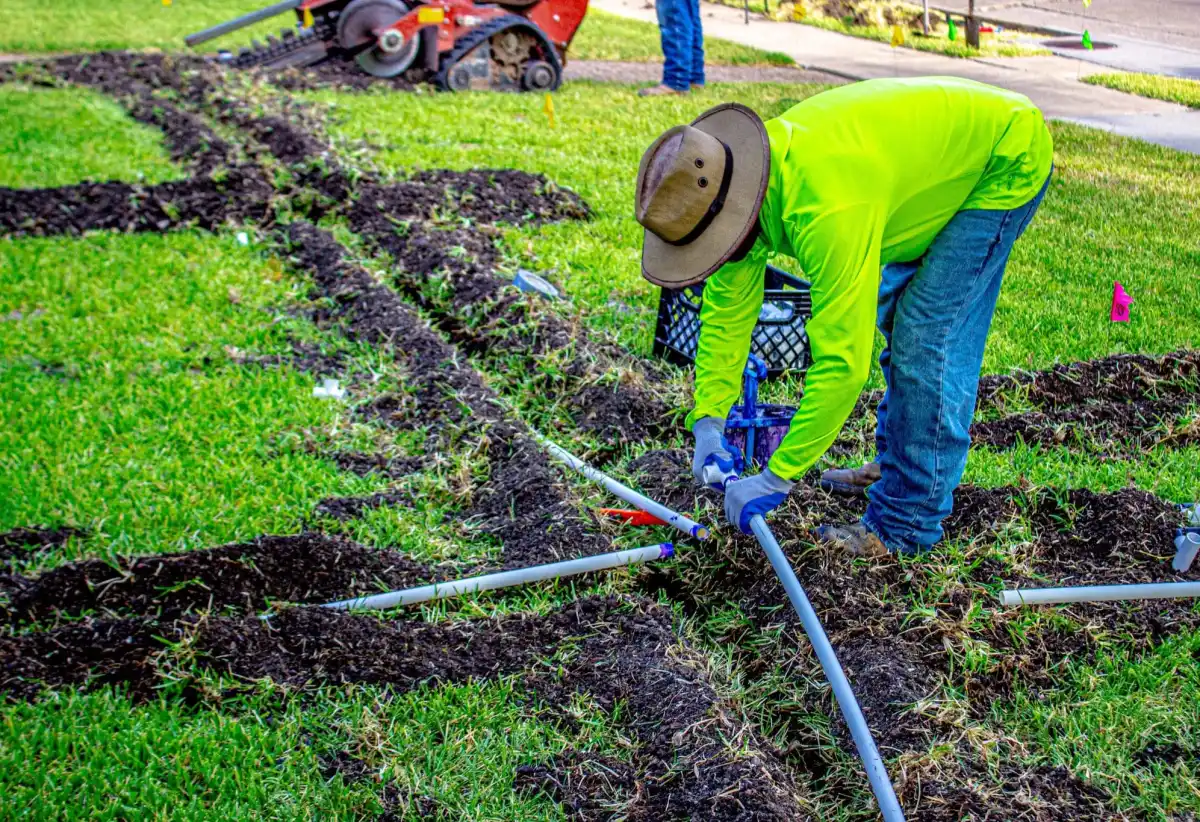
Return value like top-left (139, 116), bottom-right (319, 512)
top-left (691, 417), bottom-right (744, 491)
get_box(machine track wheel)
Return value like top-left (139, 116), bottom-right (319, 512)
top-left (434, 15), bottom-right (563, 92)
top-left (338, 0), bottom-right (419, 78)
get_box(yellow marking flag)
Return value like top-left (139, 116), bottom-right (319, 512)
top-left (890, 24), bottom-right (905, 47)
top-left (162, 0), bottom-right (171, 6)
top-left (543, 93), bottom-right (556, 129)
top-left (792, 4), bottom-right (806, 20)
top-left (302, 7), bottom-right (315, 28)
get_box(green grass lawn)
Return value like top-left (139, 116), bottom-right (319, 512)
top-left (1083, 71), bottom-right (1200, 109)
top-left (706, 0), bottom-right (1049, 58)
top-left (0, 85), bottom-right (185, 187)
top-left (311, 83), bottom-right (1200, 376)
top-left (570, 8), bottom-right (794, 65)
top-left (3, 11), bottom-right (1200, 819)
top-left (0, 0), bottom-right (283, 53)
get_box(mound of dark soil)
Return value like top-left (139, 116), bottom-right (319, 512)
top-left (0, 167), bottom-right (272, 237)
top-left (313, 490), bottom-right (412, 521)
top-left (0, 618), bottom-right (163, 702)
top-left (7, 533), bottom-right (436, 623)
top-left (0, 526), bottom-right (87, 562)
top-left (357, 171), bottom-right (589, 227)
top-left (978, 349), bottom-right (1200, 410)
top-left (265, 60), bottom-right (425, 92)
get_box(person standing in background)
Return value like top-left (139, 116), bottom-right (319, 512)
top-left (640, 0), bottom-right (705, 96)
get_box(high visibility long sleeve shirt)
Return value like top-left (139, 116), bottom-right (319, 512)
top-left (684, 76), bottom-right (1054, 480)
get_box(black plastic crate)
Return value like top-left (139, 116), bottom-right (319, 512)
top-left (652, 264), bottom-right (813, 379)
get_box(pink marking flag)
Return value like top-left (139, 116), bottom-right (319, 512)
top-left (1111, 281), bottom-right (1133, 322)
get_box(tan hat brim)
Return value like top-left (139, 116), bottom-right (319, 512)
top-left (641, 103), bottom-right (770, 289)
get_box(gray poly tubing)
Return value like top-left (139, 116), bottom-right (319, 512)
top-left (322, 543), bottom-right (674, 611)
top-left (538, 437), bottom-right (712, 540)
top-left (1173, 531), bottom-right (1200, 572)
top-left (749, 516), bottom-right (907, 822)
top-left (999, 581), bottom-right (1200, 607)
top-left (185, 0), bottom-right (302, 46)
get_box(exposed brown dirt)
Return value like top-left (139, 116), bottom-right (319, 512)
top-left (0, 168), bottom-right (273, 237)
top-left (1, 596), bottom-right (808, 818)
top-left (313, 490), bottom-right (413, 521)
top-left (625, 448), bottom-right (1193, 786)
top-left (327, 451), bottom-right (427, 480)
top-left (0, 526), bottom-right (87, 562)
top-left (6, 533), bottom-right (437, 623)
top-left (977, 350), bottom-right (1200, 410)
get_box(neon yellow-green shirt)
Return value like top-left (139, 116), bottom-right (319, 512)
top-left (684, 76), bottom-right (1053, 480)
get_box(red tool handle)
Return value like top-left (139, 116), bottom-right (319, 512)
top-left (596, 508), bottom-right (669, 527)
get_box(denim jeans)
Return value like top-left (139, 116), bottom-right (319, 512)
top-left (656, 0), bottom-right (705, 91)
top-left (863, 173), bottom-right (1051, 554)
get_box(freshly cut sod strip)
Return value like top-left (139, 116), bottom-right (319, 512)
top-left (569, 8), bottom-right (796, 65)
top-left (0, 85), bottom-right (184, 188)
top-left (1083, 72), bottom-right (1200, 109)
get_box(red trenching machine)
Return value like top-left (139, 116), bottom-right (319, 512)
top-left (185, 0), bottom-right (588, 91)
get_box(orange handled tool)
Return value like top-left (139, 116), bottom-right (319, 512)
top-left (595, 508), bottom-right (669, 527)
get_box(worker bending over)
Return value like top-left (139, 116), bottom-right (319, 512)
top-left (634, 77), bottom-right (1053, 555)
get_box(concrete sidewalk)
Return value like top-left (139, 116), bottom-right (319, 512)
top-left (591, 0), bottom-right (1200, 153)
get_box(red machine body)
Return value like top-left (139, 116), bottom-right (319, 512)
top-left (187, 0), bottom-right (589, 91)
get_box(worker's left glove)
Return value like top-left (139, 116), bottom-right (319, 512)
top-left (724, 468), bottom-right (794, 534)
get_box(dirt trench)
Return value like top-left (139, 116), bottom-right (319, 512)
top-left (349, 181), bottom-right (679, 447)
top-left (3, 533), bottom-right (442, 624)
top-left (283, 221), bottom-right (609, 569)
top-left (0, 595), bottom-right (809, 819)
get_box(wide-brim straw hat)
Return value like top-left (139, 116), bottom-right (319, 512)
top-left (635, 103), bottom-right (770, 288)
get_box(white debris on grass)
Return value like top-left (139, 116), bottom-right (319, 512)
top-left (312, 378), bottom-right (346, 400)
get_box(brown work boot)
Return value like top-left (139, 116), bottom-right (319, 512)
top-left (819, 461), bottom-right (880, 497)
top-left (638, 84), bottom-right (687, 97)
top-left (814, 522), bottom-right (889, 558)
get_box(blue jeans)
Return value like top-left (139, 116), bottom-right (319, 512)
top-left (863, 173), bottom-right (1051, 554)
top-left (656, 0), bottom-right (705, 91)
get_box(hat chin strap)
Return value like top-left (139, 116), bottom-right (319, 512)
top-left (666, 142), bottom-right (734, 247)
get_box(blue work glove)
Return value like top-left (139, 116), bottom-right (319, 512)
top-left (691, 417), bottom-right (744, 491)
top-left (724, 468), bottom-right (794, 534)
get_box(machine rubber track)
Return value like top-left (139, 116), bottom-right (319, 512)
top-left (434, 14), bottom-right (563, 91)
top-left (231, 23), bottom-right (335, 69)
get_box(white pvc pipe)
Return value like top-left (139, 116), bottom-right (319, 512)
top-left (537, 436), bottom-right (711, 541)
top-left (999, 581), bottom-right (1200, 607)
top-left (1173, 531), bottom-right (1200, 572)
top-left (321, 543), bottom-right (674, 611)
top-left (749, 516), bottom-right (907, 822)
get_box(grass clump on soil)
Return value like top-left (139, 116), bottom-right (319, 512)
top-left (0, 85), bottom-right (184, 188)
top-left (1083, 71), bottom-right (1200, 110)
top-left (706, 0), bottom-right (1048, 58)
top-left (569, 8), bottom-right (796, 66)
top-left (0, 0), bottom-right (283, 53)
